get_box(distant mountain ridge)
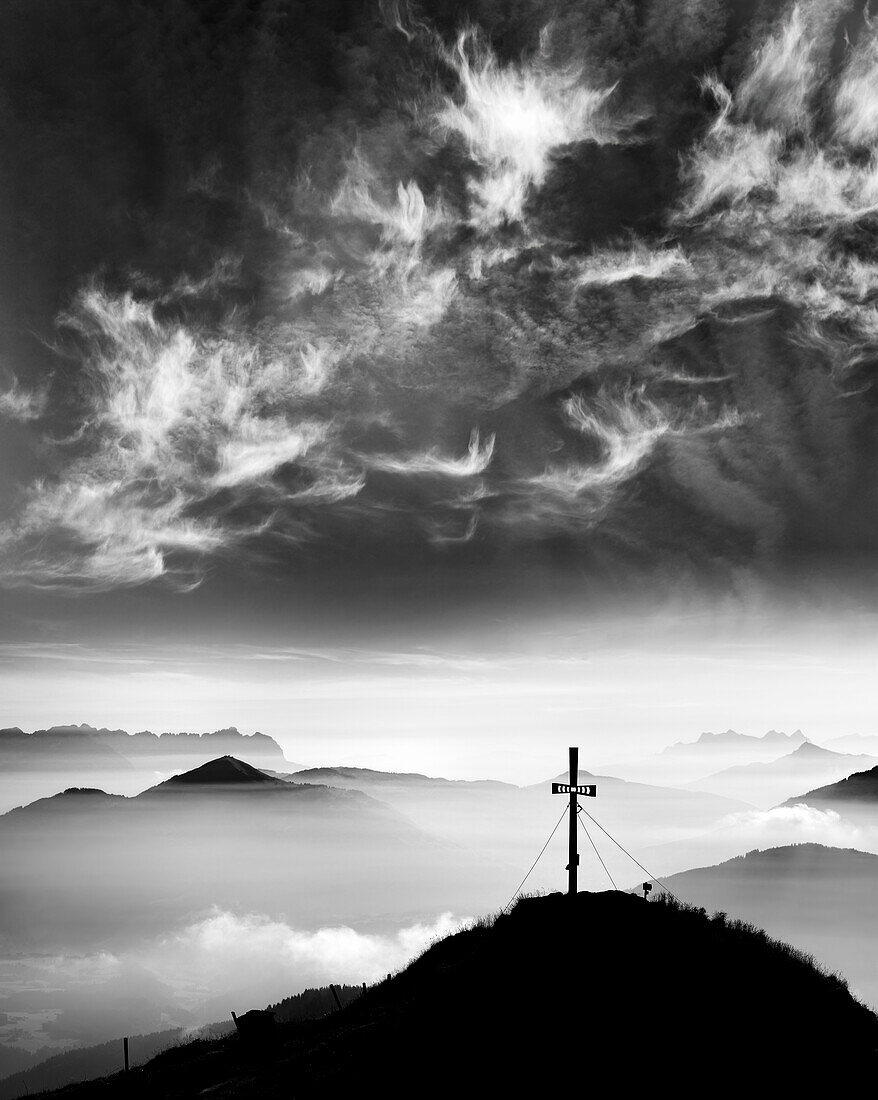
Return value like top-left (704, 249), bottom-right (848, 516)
top-left (0, 724), bottom-right (305, 815)
top-left (4, 758), bottom-right (405, 814)
top-left (0, 757), bottom-right (510, 949)
top-left (0, 723), bottom-right (287, 764)
top-left (598, 728), bottom-right (812, 787)
top-left (284, 766), bottom-right (516, 791)
top-left (687, 742), bottom-right (878, 808)
top-left (662, 728), bottom-right (808, 754)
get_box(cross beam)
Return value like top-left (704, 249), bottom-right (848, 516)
top-left (551, 746), bottom-right (596, 896)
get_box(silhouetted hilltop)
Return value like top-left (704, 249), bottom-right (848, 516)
top-left (5, 787), bottom-right (127, 818)
top-left (136, 758), bottom-right (398, 807)
top-left (147, 756), bottom-right (287, 790)
top-left (29, 891), bottom-right (878, 1097)
top-left (658, 844), bottom-right (878, 1008)
top-left (267, 984), bottom-right (362, 1023)
top-left (783, 765), bottom-right (878, 809)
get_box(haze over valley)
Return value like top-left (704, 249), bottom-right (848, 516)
top-left (4, 718), bottom-right (878, 1088)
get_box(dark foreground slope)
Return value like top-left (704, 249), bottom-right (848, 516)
top-left (659, 844), bottom-right (878, 1008)
top-left (0, 988), bottom-right (361, 1099)
top-left (32, 891), bottom-right (878, 1098)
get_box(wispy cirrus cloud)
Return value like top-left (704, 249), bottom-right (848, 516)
top-left (435, 25), bottom-right (622, 229)
top-left (0, 378), bottom-right (47, 422)
top-left (3, 1), bottom-right (878, 601)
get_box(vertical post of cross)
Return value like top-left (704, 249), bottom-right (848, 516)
top-left (123, 1036), bottom-right (129, 1073)
top-left (568, 745), bottom-right (578, 897)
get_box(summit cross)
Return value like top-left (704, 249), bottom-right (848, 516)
top-left (551, 746), bottom-right (596, 896)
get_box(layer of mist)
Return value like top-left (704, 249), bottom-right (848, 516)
top-left (3, 727), bottom-right (878, 1076)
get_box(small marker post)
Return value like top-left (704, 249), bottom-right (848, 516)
top-left (123, 1036), bottom-right (129, 1073)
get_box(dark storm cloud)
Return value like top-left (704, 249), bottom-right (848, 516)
top-left (2, 0), bottom-right (878, 601)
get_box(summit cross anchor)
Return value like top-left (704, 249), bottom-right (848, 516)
top-left (551, 746), bottom-right (596, 896)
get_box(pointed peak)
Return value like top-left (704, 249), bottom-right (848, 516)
top-left (789, 741), bottom-right (833, 758)
top-left (151, 756), bottom-right (284, 789)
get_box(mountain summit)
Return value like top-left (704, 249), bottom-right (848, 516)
top-left (150, 756), bottom-right (285, 789)
top-left (32, 890), bottom-right (878, 1097)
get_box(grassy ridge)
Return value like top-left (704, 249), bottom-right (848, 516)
top-left (29, 891), bottom-right (878, 1097)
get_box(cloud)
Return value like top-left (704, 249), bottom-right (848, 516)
top-left (648, 804), bottom-right (878, 878)
top-left (435, 26), bottom-right (620, 229)
top-left (1, 910), bottom-right (471, 1034)
top-left (716, 804), bottom-right (878, 851)
top-left (0, 480), bottom-right (224, 591)
top-left (161, 909), bottom-right (468, 993)
top-left (211, 420), bottom-right (328, 490)
top-left (834, 12), bottom-right (878, 147)
top-left (736, 2), bottom-right (819, 132)
top-left (364, 430), bottom-right (495, 477)
top-left (4, 3), bottom-right (878, 599)
top-left (332, 155), bottom-right (450, 250)
top-left (575, 247), bottom-right (692, 288)
top-left (0, 378), bottom-right (47, 422)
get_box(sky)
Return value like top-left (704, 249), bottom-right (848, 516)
top-left (3, 0), bottom-right (878, 769)
top-left (2, 608), bottom-right (877, 781)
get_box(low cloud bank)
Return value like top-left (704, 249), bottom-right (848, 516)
top-left (155, 909), bottom-right (469, 1000)
top-left (717, 804), bottom-right (877, 850)
top-left (0, 911), bottom-right (469, 1051)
